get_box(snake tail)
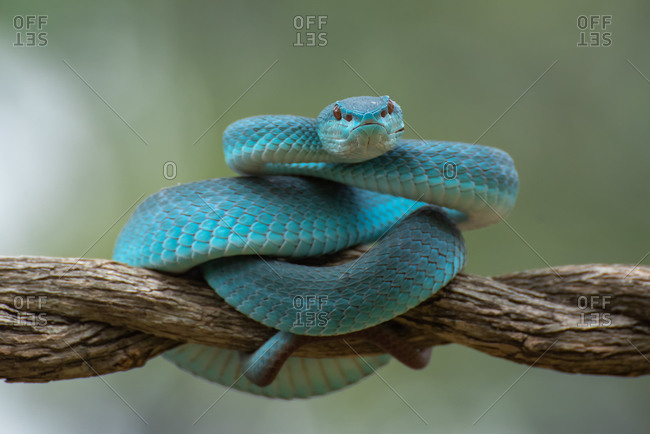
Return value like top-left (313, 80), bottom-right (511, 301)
top-left (240, 325), bottom-right (432, 387)
top-left (239, 331), bottom-right (309, 387)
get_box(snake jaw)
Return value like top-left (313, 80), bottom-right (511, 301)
top-left (321, 125), bottom-right (393, 162)
top-left (350, 123), bottom-right (392, 157)
top-left (351, 121), bottom-right (385, 132)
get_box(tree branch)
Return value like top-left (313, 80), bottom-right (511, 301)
top-left (0, 254), bottom-right (649, 383)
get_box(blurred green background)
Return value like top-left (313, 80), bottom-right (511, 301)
top-left (1, 0), bottom-right (649, 433)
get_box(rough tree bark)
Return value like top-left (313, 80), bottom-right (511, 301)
top-left (0, 254), bottom-right (648, 383)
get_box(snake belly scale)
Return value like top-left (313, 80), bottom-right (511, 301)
top-left (113, 96), bottom-right (519, 399)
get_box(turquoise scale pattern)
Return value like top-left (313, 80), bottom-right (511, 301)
top-left (201, 206), bottom-right (465, 336)
top-left (164, 344), bottom-right (390, 399)
top-left (257, 140), bottom-right (519, 230)
top-left (113, 176), bottom-right (421, 273)
top-left (223, 115), bottom-right (339, 173)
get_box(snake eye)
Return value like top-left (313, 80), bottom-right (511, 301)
top-left (344, 114), bottom-right (353, 122)
top-left (387, 99), bottom-right (395, 115)
top-left (333, 104), bottom-right (342, 120)
top-left (380, 110), bottom-right (387, 117)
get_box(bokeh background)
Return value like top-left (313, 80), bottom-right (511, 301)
top-left (1, 1), bottom-right (649, 433)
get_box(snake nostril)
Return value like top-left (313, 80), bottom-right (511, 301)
top-left (344, 114), bottom-right (353, 122)
top-left (381, 110), bottom-right (387, 118)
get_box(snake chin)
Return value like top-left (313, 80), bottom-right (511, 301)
top-left (326, 127), bottom-right (394, 161)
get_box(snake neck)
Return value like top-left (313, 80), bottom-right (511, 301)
top-left (223, 115), bottom-right (336, 174)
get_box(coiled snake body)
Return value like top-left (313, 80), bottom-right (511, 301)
top-left (113, 96), bottom-right (519, 399)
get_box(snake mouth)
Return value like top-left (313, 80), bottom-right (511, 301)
top-left (351, 122), bottom-right (387, 132)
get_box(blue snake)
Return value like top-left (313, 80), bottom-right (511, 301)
top-left (113, 96), bottom-right (519, 399)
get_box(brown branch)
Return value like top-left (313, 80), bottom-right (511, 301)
top-left (0, 254), bottom-right (649, 383)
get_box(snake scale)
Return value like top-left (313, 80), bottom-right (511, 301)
top-left (113, 96), bottom-right (519, 399)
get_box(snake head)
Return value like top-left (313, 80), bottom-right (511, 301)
top-left (316, 96), bottom-right (405, 162)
